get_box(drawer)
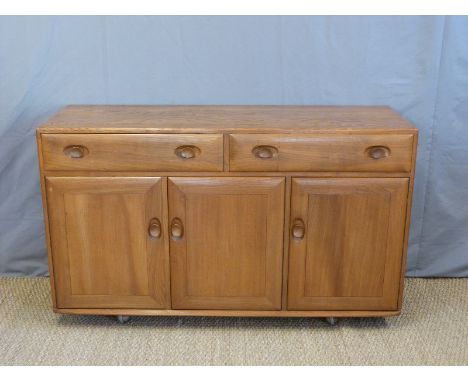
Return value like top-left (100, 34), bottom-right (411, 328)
top-left (42, 134), bottom-right (224, 171)
top-left (229, 134), bottom-right (413, 172)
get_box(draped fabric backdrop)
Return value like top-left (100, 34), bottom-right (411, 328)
top-left (0, 16), bottom-right (467, 276)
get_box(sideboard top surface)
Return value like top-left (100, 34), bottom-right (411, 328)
top-left (38, 105), bottom-right (417, 134)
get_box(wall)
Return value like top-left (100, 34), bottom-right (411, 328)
top-left (0, 16), bottom-right (467, 276)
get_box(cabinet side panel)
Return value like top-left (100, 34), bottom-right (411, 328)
top-left (397, 132), bottom-right (418, 309)
top-left (36, 131), bottom-right (57, 307)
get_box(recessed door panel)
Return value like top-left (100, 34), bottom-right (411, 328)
top-left (288, 178), bottom-right (408, 310)
top-left (46, 177), bottom-right (169, 309)
top-left (168, 177), bottom-right (285, 310)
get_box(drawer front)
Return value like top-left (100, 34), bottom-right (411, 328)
top-left (42, 134), bottom-right (224, 171)
top-left (229, 134), bottom-right (413, 172)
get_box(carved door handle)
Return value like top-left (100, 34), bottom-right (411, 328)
top-left (291, 218), bottom-right (305, 240)
top-left (148, 218), bottom-right (162, 239)
top-left (366, 145), bottom-right (390, 160)
top-left (170, 218), bottom-right (184, 240)
top-left (252, 145), bottom-right (278, 159)
top-left (175, 145), bottom-right (200, 159)
top-left (63, 145), bottom-right (88, 158)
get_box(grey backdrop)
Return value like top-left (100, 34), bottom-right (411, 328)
top-left (0, 16), bottom-right (467, 276)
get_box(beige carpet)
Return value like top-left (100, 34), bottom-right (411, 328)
top-left (0, 277), bottom-right (467, 365)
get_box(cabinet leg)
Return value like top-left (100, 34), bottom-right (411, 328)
top-left (116, 315), bottom-right (131, 324)
top-left (325, 317), bottom-right (338, 326)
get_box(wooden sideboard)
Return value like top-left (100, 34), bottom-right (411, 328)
top-left (36, 106), bottom-right (418, 324)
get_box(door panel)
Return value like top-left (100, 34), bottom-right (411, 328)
top-left (288, 178), bottom-right (408, 310)
top-left (169, 177), bottom-right (285, 310)
top-left (46, 177), bottom-right (169, 309)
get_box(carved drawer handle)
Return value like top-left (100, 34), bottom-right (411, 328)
top-left (252, 145), bottom-right (278, 160)
top-left (170, 218), bottom-right (184, 240)
top-left (148, 218), bottom-right (162, 239)
top-left (175, 145), bottom-right (200, 159)
top-left (292, 218), bottom-right (305, 240)
top-left (63, 145), bottom-right (88, 158)
top-left (366, 145), bottom-right (390, 160)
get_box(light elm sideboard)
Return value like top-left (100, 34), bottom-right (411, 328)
top-left (36, 106), bottom-right (418, 324)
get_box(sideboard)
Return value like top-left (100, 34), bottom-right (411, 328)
top-left (36, 106), bottom-right (418, 324)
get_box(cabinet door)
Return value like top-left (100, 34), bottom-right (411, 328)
top-left (169, 177), bottom-right (285, 310)
top-left (288, 178), bottom-right (408, 311)
top-left (46, 177), bottom-right (170, 309)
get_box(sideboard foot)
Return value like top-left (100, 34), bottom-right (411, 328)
top-left (325, 317), bottom-right (338, 326)
top-left (116, 315), bottom-right (131, 324)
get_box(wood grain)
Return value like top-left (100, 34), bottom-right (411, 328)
top-left (281, 177), bottom-right (292, 310)
top-left (42, 134), bottom-right (223, 171)
top-left (38, 105), bottom-right (417, 134)
top-left (396, 131), bottom-right (419, 309)
top-left (54, 307), bottom-right (401, 318)
top-left (42, 170), bottom-right (414, 178)
top-left (230, 134), bottom-right (413, 172)
top-left (288, 178), bottom-right (408, 311)
top-left (168, 177), bottom-right (285, 310)
top-left (36, 131), bottom-right (58, 307)
top-left (223, 133), bottom-right (230, 171)
top-left (46, 177), bottom-right (170, 309)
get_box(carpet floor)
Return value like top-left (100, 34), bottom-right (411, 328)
top-left (0, 277), bottom-right (466, 365)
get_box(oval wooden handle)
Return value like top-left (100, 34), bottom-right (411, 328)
top-left (175, 145), bottom-right (200, 159)
top-left (292, 219), bottom-right (305, 240)
top-left (366, 145), bottom-right (390, 160)
top-left (252, 145), bottom-right (278, 159)
top-left (171, 218), bottom-right (184, 240)
top-left (63, 145), bottom-right (87, 158)
top-left (148, 218), bottom-right (161, 239)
